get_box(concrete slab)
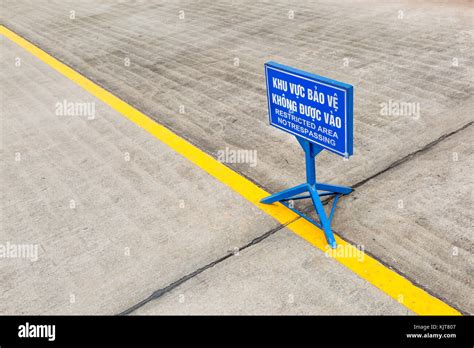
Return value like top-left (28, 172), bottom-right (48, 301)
top-left (1, 0), bottom-right (471, 316)
top-left (332, 125), bottom-right (474, 313)
top-left (134, 228), bottom-right (412, 315)
top-left (2, 0), bottom-right (472, 197)
top-left (0, 37), bottom-right (279, 314)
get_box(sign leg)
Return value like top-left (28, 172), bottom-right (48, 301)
top-left (315, 183), bottom-right (352, 195)
top-left (260, 183), bottom-right (308, 204)
top-left (308, 185), bottom-right (337, 249)
top-left (260, 138), bottom-right (346, 249)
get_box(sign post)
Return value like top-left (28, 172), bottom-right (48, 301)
top-left (262, 61), bottom-right (354, 249)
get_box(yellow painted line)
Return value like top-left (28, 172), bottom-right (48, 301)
top-left (1, 25), bottom-right (460, 316)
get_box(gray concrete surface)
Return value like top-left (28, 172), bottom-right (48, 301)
top-left (1, 0), bottom-right (472, 195)
top-left (1, 0), bottom-right (472, 315)
top-left (332, 125), bottom-right (474, 313)
top-left (0, 37), bottom-right (280, 314)
top-left (0, 36), bottom-right (412, 315)
top-left (134, 228), bottom-right (412, 315)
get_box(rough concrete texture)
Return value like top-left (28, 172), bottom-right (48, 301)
top-left (134, 228), bottom-right (412, 315)
top-left (1, 0), bottom-right (472, 315)
top-left (0, 38), bottom-right (279, 314)
top-left (1, 0), bottom-right (472, 195)
top-left (0, 36), bottom-right (413, 316)
top-left (332, 125), bottom-right (474, 313)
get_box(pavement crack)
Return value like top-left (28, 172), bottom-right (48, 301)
top-left (352, 121), bottom-right (473, 189)
top-left (118, 218), bottom-right (298, 315)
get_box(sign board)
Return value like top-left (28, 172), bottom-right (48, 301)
top-left (265, 61), bottom-right (353, 157)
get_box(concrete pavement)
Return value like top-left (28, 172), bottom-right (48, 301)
top-left (332, 125), bottom-right (474, 313)
top-left (1, 37), bottom-right (280, 314)
top-left (1, 0), bottom-right (472, 193)
top-left (134, 228), bottom-right (411, 315)
top-left (1, 0), bottom-right (472, 315)
top-left (0, 36), bottom-right (409, 315)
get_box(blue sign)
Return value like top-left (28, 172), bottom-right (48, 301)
top-left (265, 61), bottom-right (353, 157)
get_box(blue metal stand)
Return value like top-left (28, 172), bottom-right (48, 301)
top-left (260, 137), bottom-right (352, 249)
